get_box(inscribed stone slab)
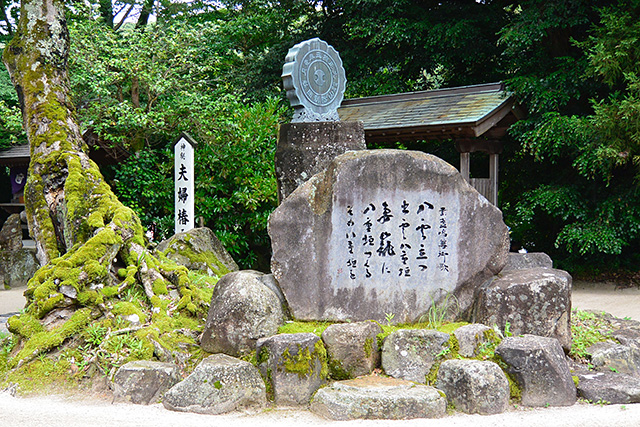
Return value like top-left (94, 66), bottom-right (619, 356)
top-left (268, 149), bottom-right (509, 323)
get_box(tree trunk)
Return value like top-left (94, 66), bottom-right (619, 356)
top-left (2, 0), bottom-right (204, 368)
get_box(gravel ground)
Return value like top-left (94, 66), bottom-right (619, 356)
top-left (1, 391), bottom-right (640, 427)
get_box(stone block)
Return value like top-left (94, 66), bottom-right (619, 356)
top-left (200, 270), bottom-right (286, 357)
top-left (473, 267), bottom-right (572, 350)
top-left (452, 323), bottom-right (493, 358)
top-left (0, 214), bottom-right (22, 251)
top-left (501, 252), bottom-right (552, 272)
top-left (436, 359), bottom-right (509, 415)
top-left (163, 354), bottom-right (266, 414)
top-left (0, 249), bottom-right (38, 289)
top-left (274, 121), bottom-right (366, 202)
top-left (156, 227), bottom-right (238, 277)
top-left (381, 329), bottom-right (449, 383)
top-left (311, 376), bottom-right (446, 420)
top-left (112, 360), bottom-right (181, 405)
top-left (269, 149), bottom-right (509, 324)
top-left (256, 333), bottom-right (328, 406)
top-left (321, 321), bottom-right (382, 379)
top-left (496, 335), bottom-right (576, 407)
top-left (588, 342), bottom-right (640, 377)
top-left (577, 371), bottom-right (640, 404)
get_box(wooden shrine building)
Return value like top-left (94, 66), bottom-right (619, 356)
top-left (338, 82), bottom-right (524, 205)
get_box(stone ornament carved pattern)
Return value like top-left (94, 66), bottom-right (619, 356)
top-left (282, 38), bottom-right (346, 123)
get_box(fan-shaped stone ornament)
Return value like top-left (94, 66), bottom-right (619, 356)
top-left (282, 38), bottom-right (346, 123)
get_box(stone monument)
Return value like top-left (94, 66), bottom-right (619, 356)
top-left (276, 38), bottom-right (365, 203)
top-left (269, 149), bottom-right (509, 324)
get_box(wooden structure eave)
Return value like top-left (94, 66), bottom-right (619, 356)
top-left (338, 82), bottom-right (524, 144)
top-left (337, 82), bottom-right (525, 206)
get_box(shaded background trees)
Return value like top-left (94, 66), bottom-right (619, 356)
top-left (0, 0), bottom-right (639, 273)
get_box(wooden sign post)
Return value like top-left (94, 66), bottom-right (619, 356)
top-left (174, 132), bottom-right (196, 234)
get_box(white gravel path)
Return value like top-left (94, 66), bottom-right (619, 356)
top-left (1, 392), bottom-right (640, 427)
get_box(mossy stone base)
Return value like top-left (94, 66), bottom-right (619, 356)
top-left (256, 333), bottom-right (328, 406)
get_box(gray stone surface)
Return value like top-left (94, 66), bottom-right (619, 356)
top-left (269, 149), bottom-right (509, 324)
top-left (275, 121), bottom-right (366, 203)
top-left (282, 38), bottom-right (346, 123)
top-left (502, 252), bottom-right (553, 272)
top-left (256, 333), bottom-right (327, 406)
top-left (156, 227), bottom-right (238, 277)
top-left (452, 324), bottom-right (493, 358)
top-left (588, 342), bottom-right (640, 377)
top-left (496, 335), bottom-right (576, 407)
top-left (311, 376), bottom-right (446, 420)
top-left (0, 249), bottom-right (38, 289)
top-left (473, 267), bottom-right (572, 350)
top-left (163, 354), bottom-right (266, 414)
top-left (112, 360), bottom-right (181, 405)
top-left (577, 371), bottom-right (640, 404)
top-left (436, 359), bottom-right (509, 415)
top-left (0, 214), bottom-right (22, 251)
top-left (381, 329), bottom-right (450, 383)
top-left (321, 321), bottom-right (382, 379)
top-left (200, 270), bottom-right (286, 357)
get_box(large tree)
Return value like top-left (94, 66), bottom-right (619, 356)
top-left (2, 0), bottom-right (211, 369)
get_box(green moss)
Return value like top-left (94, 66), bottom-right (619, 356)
top-left (277, 321), bottom-right (333, 337)
top-left (152, 278), bottom-right (168, 295)
top-left (112, 301), bottom-right (146, 322)
top-left (7, 314), bottom-right (44, 338)
top-left (364, 337), bottom-right (374, 358)
top-left (101, 286), bottom-right (119, 298)
top-left (424, 335), bottom-right (459, 386)
top-left (281, 340), bottom-right (328, 379)
top-left (327, 358), bottom-right (351, 380)
top-left (10, 308), bottom-right (94, 368)
top-left (160, 242), bottom-right (232, 278)
top-left (572, 375), bottom-right (580, 387)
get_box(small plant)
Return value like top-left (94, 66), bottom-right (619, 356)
top-left (384, 312), bottom-right (395, 326)
top-left (504, 321), bottom-right (513, 338)
top-left (570, 310), bottom-right (615, 361)
top-left (610, 366), bottom-right (619, 373)
top-left (419, 293), bottom-right (460, 329)
top-left (84, 324), bottom-right (108, 347)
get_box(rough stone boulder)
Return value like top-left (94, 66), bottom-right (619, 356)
top-left (156, 227), bottom-right (238, 277)
top-left (587, 342), bottom-right (640, 377)
top-left (436, 359), bottom-right (509, 415)
top-left (381, 329), bottom-right (450, 383)
top-left (0, 214), bottom-right (22, 251)
top-left (269, 149), bottom-right (509, 324)
top-left (0, 248), bottom-right (38, 289)
top-left (163, 354), bottom-right (266, 414)
top-left (496, 335), bottom-right (576, 407)
top-left (311, 376), bottom-right (446, 420)
top-left (112, 360), bottom-right (181, 405)
top-left (452, 324), bottom-right (493, 358)
top-left (473, 267), bottom-right (572, 350)
top-left (576, 371), bottom-right (640, 404)
top-left (256, 333), bottom-right (328, 406)
top-left (321, 321), bottom-right (382, 379)
top-left (200, 270), bottom-right (286, 357)
top-left (501, 252), bottom-right (553, 272)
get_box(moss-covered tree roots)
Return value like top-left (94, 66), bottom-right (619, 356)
top-left (0, 0), bottom-right (213, 379)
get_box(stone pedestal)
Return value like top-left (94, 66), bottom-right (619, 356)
top-left (274, 121), bottom-right (365, 203)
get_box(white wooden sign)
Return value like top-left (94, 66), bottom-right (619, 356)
top-left (174, 133), bottom-right (196, 234)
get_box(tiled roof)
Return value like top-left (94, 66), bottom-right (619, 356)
top-left (338, 82), bottom-right (521, 142)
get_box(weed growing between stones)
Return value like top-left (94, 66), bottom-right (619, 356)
top-left (570, 309), bottom-right (615, 361)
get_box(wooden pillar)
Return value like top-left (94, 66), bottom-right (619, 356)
top-left (459, 152), bottom-right (470, 182)
top-left (489, 153), bottom-right (499, 206)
